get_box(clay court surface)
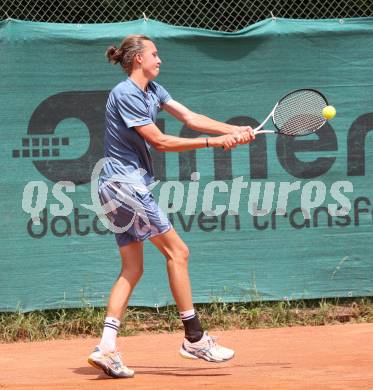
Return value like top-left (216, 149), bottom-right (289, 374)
top-left (1, 323), bottom-right (372, 390)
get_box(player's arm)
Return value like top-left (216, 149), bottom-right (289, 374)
top-left (134, 122), bottom-right (238, 152)
top-left (163, 99), bottom-right (255, 143)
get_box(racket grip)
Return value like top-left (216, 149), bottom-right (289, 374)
top-left (220, 130), bottom-right (274, 148)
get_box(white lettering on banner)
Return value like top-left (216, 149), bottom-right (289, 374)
top-left (21, 158), bottom-right (356, 233)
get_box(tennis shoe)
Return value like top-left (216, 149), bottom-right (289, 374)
top-left (180, 331), bottom-right (235, 362)
top-left (88, 346), bottom-right (134, 378)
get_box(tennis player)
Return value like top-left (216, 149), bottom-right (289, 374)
top-left (88, 34), bottom-right (255, 378)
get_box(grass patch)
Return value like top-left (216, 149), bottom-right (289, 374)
top-left (1, 298), bottom-right (373, 343)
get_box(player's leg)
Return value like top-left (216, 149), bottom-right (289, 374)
top-left (88, 240), bottom-right (143, 378)
top-left (150, 228), bottom-right (193, 311)
top-left (150, 228), bottom-right (235, 362)
top-left (106, 241), bottom-right (144, 321)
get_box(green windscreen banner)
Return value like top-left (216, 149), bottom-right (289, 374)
top-left (1, 18), bottom-right (373, 312)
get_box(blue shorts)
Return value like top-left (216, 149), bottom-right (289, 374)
top-left (98, 179), bottom-right (172, 247)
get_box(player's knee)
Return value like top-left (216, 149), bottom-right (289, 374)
top-left (169, 243), bottom-right (190, 263)
top-left (121, 264), bottom-right (144, 282)
top-left (179, 242), bottom-right (190, 259)
top-left (183, 245), bottom-right (190, 259)
top-left (133, 266), bottom-right (144, 282)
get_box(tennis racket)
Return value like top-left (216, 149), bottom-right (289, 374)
top-left (252, 88), bottom-right (329, 136)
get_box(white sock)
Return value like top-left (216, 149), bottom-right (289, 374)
top-left (179, 308), bottom-right (196, 321)
top-left (99, 316), bottom-right (121, 353)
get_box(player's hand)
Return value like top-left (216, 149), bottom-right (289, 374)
top-left (209, 134), bottom-right (238, 151)
top-left (232, 126), bottom-right (255, 144)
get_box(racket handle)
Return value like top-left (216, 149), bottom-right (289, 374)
top-left (254, 129), bottom-right (276, 135)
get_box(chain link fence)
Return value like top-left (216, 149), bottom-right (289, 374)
top-left (1, 0), bottom-right (372, 31)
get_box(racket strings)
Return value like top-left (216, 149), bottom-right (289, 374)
top-left (273, 90), bottom-right (327, 136)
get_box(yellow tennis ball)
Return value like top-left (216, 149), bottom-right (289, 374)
top-left (322, 105), bottom-right (336, 120)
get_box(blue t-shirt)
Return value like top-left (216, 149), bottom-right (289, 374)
top-left (102, 77), bottom-right (171, 186)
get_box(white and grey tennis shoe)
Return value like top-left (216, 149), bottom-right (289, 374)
top-left (180, 331), bottom-right (235, 362)
top-left (88, 346), bottom-right (134, 378)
